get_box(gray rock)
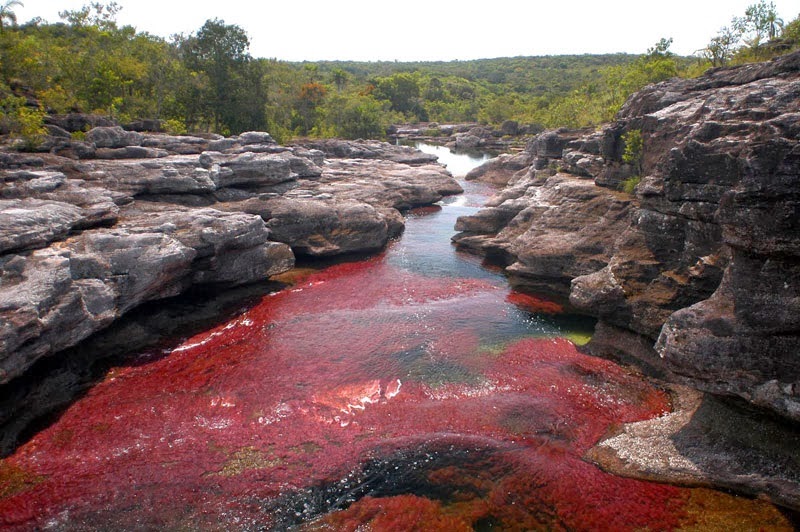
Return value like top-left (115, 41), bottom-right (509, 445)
top-left (84, 156), bottom-right (217, 196)
top-left (140, 134), bottom-right (210, 154)
top-left (124, 119), bottom-right (164, 132)
top-left (237, 131), bottom-right (276, 145)
top-left (259, 197), bottom-right (396, 256)
top-left (299, 139), bottom-right (439, 165)
top-left (0, 207), bottom-right (294, 383)
top-left (0, 136), bottom-right (458, 388)
top-left (45, 124), bottom-right (72, 139)
top-left (454, 133), bottom-right (482, 150)
top-left (95, 146), bottom-right (169, 159)
top-left (199, 151), bottom-right (298, 188)
top-left (85, 126), bottom-right (144, 149)
top-left (465, 152), bottom-right (531, 185)
top-left (453, 51), bottom-right (800, 426)
top-left (45, 114), bottom-right (118, 133)
top-left (0, 199), bottom-right (85, 253)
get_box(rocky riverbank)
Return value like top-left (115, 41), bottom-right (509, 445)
top-left (390, 121), bottom-right (531, 153)
top-left (454, 51), bottom-right (800, 508)
top-left (0, 132), bottom-right (460, 390)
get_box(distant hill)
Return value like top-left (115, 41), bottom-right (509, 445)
top-left (294, 54), bottom-right (641, 98)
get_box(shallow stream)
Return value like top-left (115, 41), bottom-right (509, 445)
top-left (0, 144), bottom-right (792, 530)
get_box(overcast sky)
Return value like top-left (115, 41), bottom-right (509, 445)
top-left (15, 1), bottom-right (800, 61)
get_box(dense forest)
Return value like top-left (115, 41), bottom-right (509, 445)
top-left (0, 1), bottom-right (798, 145)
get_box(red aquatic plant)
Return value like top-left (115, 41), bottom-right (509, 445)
top-left (0, 205), bottom-right (782, 530)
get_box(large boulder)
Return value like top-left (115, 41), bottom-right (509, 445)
top-left (85, 126), bottom-right (144, 149)
top-left (257, 197), bottom-right (400, 256)
top-left (465, 152), bottom-right (532, 185)
top-left (198, 151), bottom-right (320, 188)
top-left (454, 173), bottom-right (632, 296)
top-left (0, 208), bottom-right (294, 384)
top-left (300, 139), bottom-right (439, 165)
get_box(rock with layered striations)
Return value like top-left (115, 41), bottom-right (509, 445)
top-left (85, 126), bottom-right (144, 149)
top-left (45, 113), bottom-right (118, 133)
top-left (0, 133), bottom-right (459, 386)
top-left (251, 197), bottom-right (401, 256)
top-left (0, 207), bottom-right (294, 384)
top-left (141, 134), bottom-right (211, 155)
top-left (300, 138), bottom-right (440, 165)
top-left (464, 151), bottom-right (531, 185)
top-left (453, 51), bottom-right (800, 424)
top-left (454, 171), bottom-right (632, 298)
top-left (81, 156), bottom-right (218, 197)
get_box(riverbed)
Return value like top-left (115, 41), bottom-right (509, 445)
top-left (0, 145), bottom-right (792, 530)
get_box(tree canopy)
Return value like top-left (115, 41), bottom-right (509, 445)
top-left (0, 1), bottom-right (797, 145)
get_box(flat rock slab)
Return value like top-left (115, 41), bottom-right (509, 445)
top-left (586, 385), bottom-right (800, 511)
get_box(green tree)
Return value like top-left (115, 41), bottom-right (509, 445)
top-left (324, 93), bottom-right (389, 139)
top-left (702, 26), bottom-right (739, 67)
top-left (59, 2), bottom-right (121, 30)
top-left (646, 37), bottom-right (674, 58)
top-left (331, 68), bottom-right (349, 92)
top-left (621, 129), bottom-right (644, 193)
top-left (424, 77), bottom-right (445, 101)
top-left (0, 95), bottom-right (46, 150)
top-left (781, 14), bottom-right (800, 47)
top-left (0, 0), bottom-right (22, 33)
top-left (179, 18), bottom-right (253, 133)
top-left (733, 0), bottom-right (783, 48)
top-left (374, 72), bottom-right (426, 120)
top-left (293, 81), bottom-right (327, 135)
top-left (622, 129), bottom-right (643, 175)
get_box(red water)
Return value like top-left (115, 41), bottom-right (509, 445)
top-left (0, 171), bottom-right (774, 530)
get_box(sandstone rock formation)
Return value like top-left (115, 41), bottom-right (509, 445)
top-left (390, 122), bottom-right (533, 153)
top-left (0, 133), bottom-right (460, 385)
top-left (454, 51), bottom-right (800, 424)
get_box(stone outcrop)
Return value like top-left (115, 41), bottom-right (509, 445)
top-left (453, 51), bottom-right (800, 424)
top-left (0, 134), bottom-right (460, 385)
top-left (454, 172), bottom-right (633, 297)
top-left (464, 151), bottom-right (532, 185)
top-left (389, 122), bottom-right (535, 153)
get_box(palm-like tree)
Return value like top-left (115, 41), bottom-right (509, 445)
top-left (0, 0), bottom-right (23, 33)
top-left (765, 11), bottom-right (784, 40)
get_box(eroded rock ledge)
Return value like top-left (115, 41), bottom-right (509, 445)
top-left (0, 133), bottom-right (460, 385)
top-left (454, 52), bottom-right (800, 505)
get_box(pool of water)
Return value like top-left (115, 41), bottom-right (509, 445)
top-left (0, 145), bottom-right (792, 530)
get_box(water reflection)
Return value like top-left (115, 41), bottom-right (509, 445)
top-left (414, 142), bottom-right (493, 178)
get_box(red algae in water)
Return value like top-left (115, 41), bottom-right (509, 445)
top-left (311, 495), bottom-right (474, 531)
top-left (0, 219), bottom-right (781, 529)
top-left (506, 290), bottom-right (564, 314)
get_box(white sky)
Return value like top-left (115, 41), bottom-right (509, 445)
top-left (15, 0), bottom-right (800, 61)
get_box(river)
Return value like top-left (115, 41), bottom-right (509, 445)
top-left (0, 144), bottom-right (791, 530)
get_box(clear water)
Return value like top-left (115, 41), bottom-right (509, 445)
top-left (0, 144), bottom-right (790, 531)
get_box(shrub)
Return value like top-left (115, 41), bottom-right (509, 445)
top-left (0, 96), bottom-right (47, 150)
top-left (163, 118), bottom-right (188, 135)
top-left (621, 129), bottom-right (643, 175)
top-left (621, 175), bottom-right (641, 194)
